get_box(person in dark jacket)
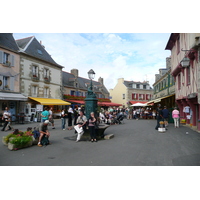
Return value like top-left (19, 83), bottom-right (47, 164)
top-left (155, 107), bottom-right (165, 130)
top-left (162, 106), bottom-right (169, 128)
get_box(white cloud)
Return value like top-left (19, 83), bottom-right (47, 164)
top-left (13, 33), bottom-right (171, 90)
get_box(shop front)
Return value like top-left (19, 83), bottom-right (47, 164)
top-left (0, 92), bottom-right (27, 122)
top-left (25, 97), bottom-right (71, 122)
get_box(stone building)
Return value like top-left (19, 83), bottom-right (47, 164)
top-left (62, 69), bottom-right (121, 107)
top-left (0, 33), bottom-right (27, 121)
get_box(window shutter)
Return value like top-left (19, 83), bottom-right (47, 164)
top-left (11, 55), bottom-right (14, 66)
top-left (132, 93), bottom-right (134, 100)
top-left (136, 93), bottom-right (138, 100)
top-left (0, 51), bottom-right (3, 63)
top-left (0, 75), bottom-right (3, 90)
top-left (10, 77), bottom-right (15, 91)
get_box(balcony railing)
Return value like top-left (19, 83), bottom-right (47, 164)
top-left (31, 74), bottom-right (39, 81)
top-left (44, 76), bottom-right (50, 83)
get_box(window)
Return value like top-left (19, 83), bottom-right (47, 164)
top-left (132, 83), bottom-right (136, 88)
top-left (37, 49), bottom-right (43, 55)
top-left (178, 74), bottom-right (181, 90)
top-left (44, 87), bottom-right (49, 98)
top-left (70, 90), bottom-right (75, 96)
top-left (32, 85), bottom-right (38, 96)
top-left (136, 84), bottom-right (140, 89)
top-left (3, 52), bottom-right (9, 64)
top-left (186, 67), bottom-right (190, 85)
top-left (44, 68), bottom-right (49, 78)
top-left (32, 65), bottom-right (38, 77)
top-left (3, 76), bottom-right (9, 89)
top-left (132, 93), bottom-right (137, 100)
top-left (122, 94), bottom-right (125, 99)
top-left (143, 85), bottom-right (146, 89)
top-left (139, 94), bottom-right (143, 100)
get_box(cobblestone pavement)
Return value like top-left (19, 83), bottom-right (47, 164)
top-left (1, 118), bottom-right (200, 166)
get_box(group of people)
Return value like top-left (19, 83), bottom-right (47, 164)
top-left (155, 106), bottom-right (180, 130)
top-left (1, 104), bottom-right (181, 147)
top-left (39, 106), bottom-right (98, 145)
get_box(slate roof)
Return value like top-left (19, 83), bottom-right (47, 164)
top-left (0, 33), bottom-right (19, 52)
top-left (124, 80), bottom-right (153, 90)
top-left (62, 71), bottom-right (109, 94)
top-left (16, 36), bottom-right (63, 68)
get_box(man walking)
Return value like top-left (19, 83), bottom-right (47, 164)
top-left (162, 106), bottom-right (169, 129)
top-left (155, 107), bottom-right (164, 130)
top-left (1, 107), bottom-right (12, 131)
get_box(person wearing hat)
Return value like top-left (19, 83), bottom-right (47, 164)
top-left (38, 120), bottom-right (50, 147)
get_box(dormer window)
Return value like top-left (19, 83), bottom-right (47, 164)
top-left (37, 49), bottom-right (43, 55)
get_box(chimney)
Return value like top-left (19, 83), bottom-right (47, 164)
top-left (40, 40), bottom-right (45, 49)
top-left (98, 77), bottom-right (103, 85)
top-left (71, 69), bottom-right (79, 77)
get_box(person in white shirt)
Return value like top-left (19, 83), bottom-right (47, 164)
top-left (1, 107), bottom-right (12, 131)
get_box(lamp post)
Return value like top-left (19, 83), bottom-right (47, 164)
top-left (84, 69), bottom-right (98, 119)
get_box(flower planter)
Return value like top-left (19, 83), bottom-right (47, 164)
top-left (8, 140), bottom-right (33, 151)
top-left (2, 132), bottom-right (36, 151)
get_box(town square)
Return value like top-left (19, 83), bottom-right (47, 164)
top-left (2, 1), bottom-right (200, 199)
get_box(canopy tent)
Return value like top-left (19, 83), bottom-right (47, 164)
top-left (130, 102), bottom-right (147, 107)
top-left (29, 97), bottom-right (71, 105)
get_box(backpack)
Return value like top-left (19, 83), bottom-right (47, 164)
top-left (41, 135), bottom-right (49, 146)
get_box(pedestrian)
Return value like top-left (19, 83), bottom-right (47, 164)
top-left (136, 108), bottom-right (140, 120)
top-left (61, 108), bottom-right (67, 130)
top-left (152, 110), bottom-right (156, 119)
top-left (73, 106), bottom-right (79, 126)
top-left (37, 120), bottom-right (51, 147)
top-left (162, 106), bottom-right (169, 128)
top-left (1, 107), bottom-right (12, 131)
top-left (67, 106), bottom-right (73, 130)
top-left (41, 107), bottom-right (49, 122)
top-left (48, 107), bottom-right (55, 129)
top-left (155, 106), bottom-right (164, 130)
top-left (172, 107), bottom-right (180, 128)
top-left (75, 110), bottom-right (87, 142)
top-left (88, 112), bottom-right (97, 142)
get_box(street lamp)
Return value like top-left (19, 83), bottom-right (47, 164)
top-left (88, 69), bottom-right (95, 80)
top-left (84, 69), bottom-right (98, 119)
top-left (181, 57), bottom-right (190, 68)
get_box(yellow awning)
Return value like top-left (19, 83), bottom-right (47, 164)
top-left (29, 97), bottom-right (71, 105)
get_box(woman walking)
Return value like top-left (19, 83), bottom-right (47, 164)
top-left (88, 112), bottom-right (97, 142)
top-left (172, 107), bottom-right (180, 128)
